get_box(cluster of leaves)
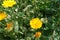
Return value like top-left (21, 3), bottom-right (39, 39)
top-left (0, 0), bottom-right (60, 40)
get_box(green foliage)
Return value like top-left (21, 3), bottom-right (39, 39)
top-left (0, 0), bottom-right (60, 40)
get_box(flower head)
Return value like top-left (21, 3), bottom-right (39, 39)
top-left (0, 12), bottom-right (7, 21)
top-left (2, 0), bottom-right (16, 8)
top-left (7, 22), bottom-right (13, 29)
top-left (30, 18), bottom-right (42, 29)
top-left (5, 22), bottom-right (13, 32)
top-left (35, 32), bottom-right (42, 38)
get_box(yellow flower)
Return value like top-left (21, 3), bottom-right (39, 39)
top-left (0, 12), bottom-right (7, 21)
top-left (5, 22), bottom-right (13, 32)
top-left (30, 18), bottom-right (42, 29)
top-left (2, 0), bottom-right (16, 8)
top-left (35, 32), bottom-right (41, 38)
top-left (7, 22), bottom-right (12, 29)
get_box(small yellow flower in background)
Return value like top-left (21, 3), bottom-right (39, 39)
top-left (7, 22), bottom-right (12, 29)
top-left (0, 12), bottom-right (7, 21)
top-left (35, 32), bottom-right (41, 38)
top-left (30, 18), bottom-right (42, 29)
top-left (5, 22), bottom-right (13, 32)
top-left (2, 0), bottom-right (16, 8)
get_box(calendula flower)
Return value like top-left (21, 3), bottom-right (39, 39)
top-left (5, 22), bottom-right (13, 32)
top-left (0, 12), bottom-right (7, 21)
top-left (30, 18), bottom-right (42, 29)
top-left (2, 0), bottom-right (16, 8)
top-left (35, 32), bottom-right (41, 38)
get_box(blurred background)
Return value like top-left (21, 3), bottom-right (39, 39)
top-left (0, 0), bottom-right (60, 40)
